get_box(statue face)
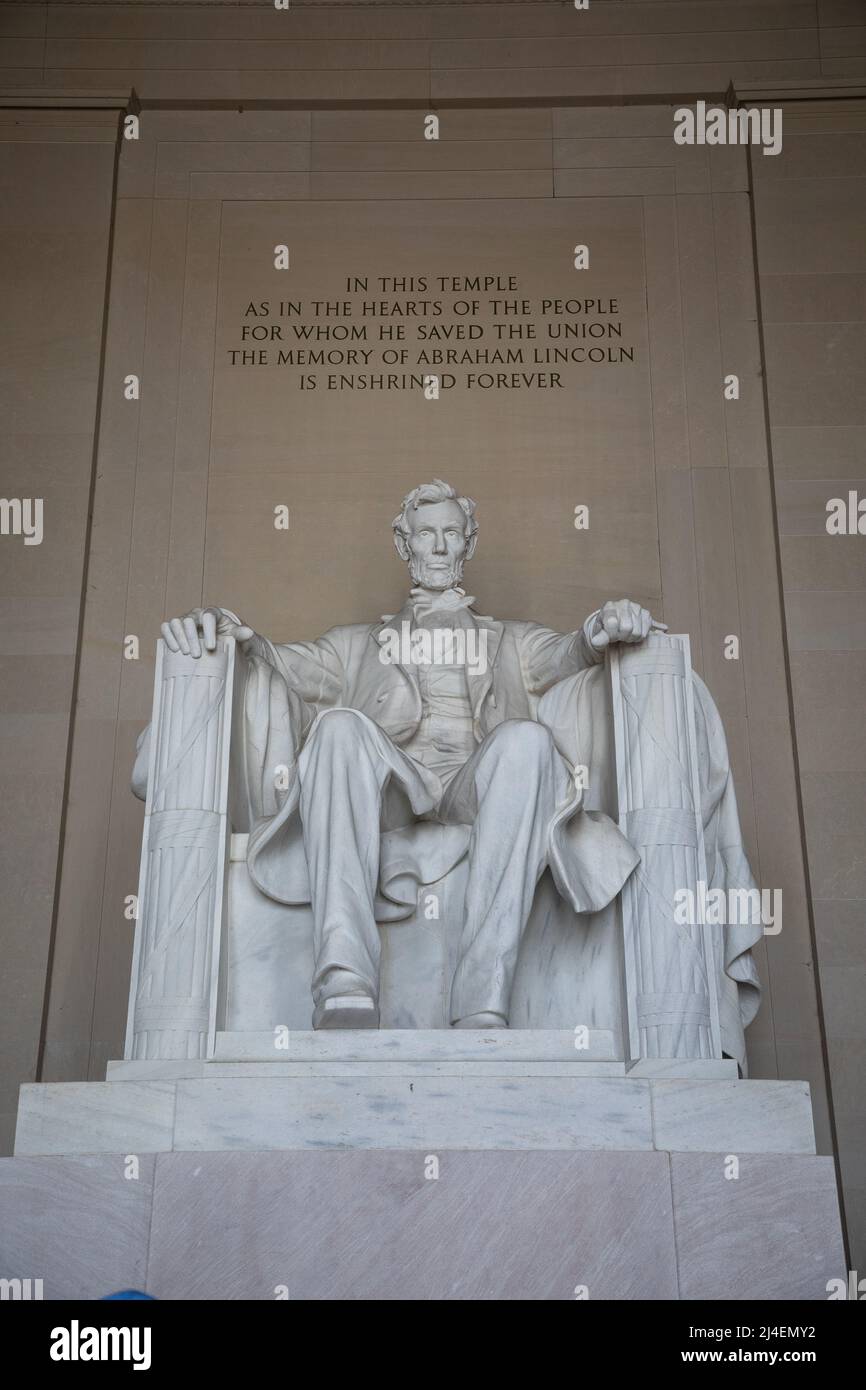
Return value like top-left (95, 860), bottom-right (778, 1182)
top-left (403, 499), bottom-right (471, 590)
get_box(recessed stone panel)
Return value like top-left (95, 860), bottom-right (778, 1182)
top-left (0, 1153), bottom-right (155, 1301)
top-left (672, 1153), bottom-right (845, 1300)
top-left (147, 1149), bottom-right (677, 1300)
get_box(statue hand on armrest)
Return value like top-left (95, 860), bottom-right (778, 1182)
top-left (131, 606), bottom-right (259, 801)
top-left (584, 598), bottom-right (667, 653)
top-left (160, 606), bottom-right (255, 658)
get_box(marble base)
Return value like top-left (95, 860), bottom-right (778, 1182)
top-left (5, 1032), bottom-right (840, 1300)
top-left (13, 1033), bottom-right (814, 1156)
top-left (0, 1149), bottom-right (844, 1301)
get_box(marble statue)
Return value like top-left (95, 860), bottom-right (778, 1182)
top-left (134, 480), bottom-right (762, 1056)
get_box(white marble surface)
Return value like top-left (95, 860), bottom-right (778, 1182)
top-left (107, 1058), bottom-right (627, 1080)
top-left (171, 1076), bottom-right (654, 1152)
top-left (14, 1072), bottom-right (819, 1157)
top-left (106, 1040), bottom-right (737, 1082)
top-left (213, 1027), bottom-right (618, 1062)
top-left (226, 856), bottom-right (628, 1036)
top-left (652, 1079), bottom-right (816, 1154)
top-left (627, 1058), bottom-right (738, 1079)
top-left (610, 634), bottom-right (722, 1061)
top-left (14, 1081), bottom-right (175, 1156)
top-left (127, 639), bottom-right (234, 1061)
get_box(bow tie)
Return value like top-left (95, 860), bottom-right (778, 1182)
top-left (410, 587), bottom-right (477, 619)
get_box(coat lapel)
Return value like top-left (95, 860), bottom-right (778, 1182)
top-left (466, 616), bottom-right (503, 723)
top-left (373, 601), bottom-right (421, 700)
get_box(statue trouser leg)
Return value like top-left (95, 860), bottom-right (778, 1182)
top-left (441, 719), bottom-right (573, 1025)
top-left (297, 708), bottom-right (438, 1020)
top-left (298, 709), bottom-right (389, 1013)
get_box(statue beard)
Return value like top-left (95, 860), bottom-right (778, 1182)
top-left (408, 555), bottom-right (466, 592)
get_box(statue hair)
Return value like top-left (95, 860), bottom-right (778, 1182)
top-left (391, 479), bottom-right (478, 546)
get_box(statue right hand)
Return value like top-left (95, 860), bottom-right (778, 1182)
top-left (160, 606), bottom-right (254, 658)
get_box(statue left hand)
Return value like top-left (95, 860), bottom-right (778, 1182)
top-left (588, 599), bottom-right (665, 650)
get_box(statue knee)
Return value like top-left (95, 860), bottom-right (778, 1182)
top-left (487, 718), bottom-right (553, 766)
top-left (309, 707), bottom-right (369, 753)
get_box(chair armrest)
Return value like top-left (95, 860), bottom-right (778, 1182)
top-left (608, 633), bottom-right (723, 1063)
top-left (124, 636), bottom-right (236, 1061)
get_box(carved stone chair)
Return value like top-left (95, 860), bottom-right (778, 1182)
top-left (125, 632), bottom-right (746, 1072)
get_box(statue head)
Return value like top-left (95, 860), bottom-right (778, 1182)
top-left (392, 480), bottom-right (478, 591)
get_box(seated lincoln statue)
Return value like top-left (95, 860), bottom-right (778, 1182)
top-left (136, 479), bottom-right (761, 1056)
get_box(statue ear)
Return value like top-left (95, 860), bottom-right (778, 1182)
top-left (465, 530), bottom-right (478, 561)
top-left (393, 530), bottom-right (411, 562)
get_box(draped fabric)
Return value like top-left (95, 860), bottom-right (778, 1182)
top-left (537, 666), bottom-right (762, 1071)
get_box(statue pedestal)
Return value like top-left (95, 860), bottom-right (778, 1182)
top-left (15, 1031), bottom-right (812, 1156)
top-left (2, 1033), bottom-right (844, 1300)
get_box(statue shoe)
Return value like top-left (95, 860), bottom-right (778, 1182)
top-left (451, 1012), bottom-right (508, 1029)
top-left (312, 993), bottom-right (380, 1030)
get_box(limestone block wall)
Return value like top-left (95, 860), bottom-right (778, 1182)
top-left (0, 94), bottom-right (118, 1152)
top-left (752, 96), bottom-right (866, 1269)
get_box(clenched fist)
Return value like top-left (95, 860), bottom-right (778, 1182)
top-left (160, 606), bottom-right (254, 658)
top-left (587, 599), bottom-right (665, 651)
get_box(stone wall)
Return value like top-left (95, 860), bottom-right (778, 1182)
top-left (752, 98), bottom-right (866, 1269)
top-left (0, 95), bottom-right (118, 1152)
